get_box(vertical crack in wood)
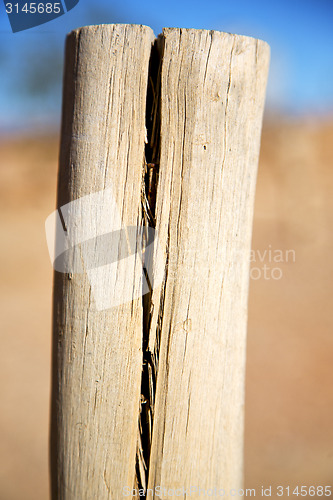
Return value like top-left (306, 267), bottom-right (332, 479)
top-left (135, 36), bottom-right (164, 496)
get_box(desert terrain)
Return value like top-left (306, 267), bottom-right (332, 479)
top-left (0, 120), bottom-right (332, 499)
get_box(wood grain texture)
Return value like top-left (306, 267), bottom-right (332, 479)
top-left (50, 24), bottom-right (154, 499)
top-left (145, 28), bottom-right (270, 495)
top-left (51, 24), bottom-right (270, 500)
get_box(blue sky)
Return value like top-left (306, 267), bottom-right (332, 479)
top-left (0, 0), bottom-right (332, 131)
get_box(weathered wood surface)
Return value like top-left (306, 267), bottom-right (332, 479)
top-left (51, 24), bottom-right (269, 500)
top-left (50, 24), bottom-right (155, 499)
top-left (145, 29), bottom-right (270, 495)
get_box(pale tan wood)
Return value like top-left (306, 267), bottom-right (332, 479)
top-left (145, 28), bottom-right (270, 495)
top-left (51, 24), bottom-right (155, 499)
top-left (51, 24), bottom-right (269, 499)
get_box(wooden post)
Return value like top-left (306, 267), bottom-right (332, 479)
top-left (51, 24), bottom-right (269, 499)
top-left (145, 28), bottom-right (269, 495)
top-left (50, 24), bottom-right (155, 499)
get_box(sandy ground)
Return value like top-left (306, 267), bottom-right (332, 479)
top-left (245, 121), bottom-right (333, 492)
top-left (0, 121), bottom-right (332, 499)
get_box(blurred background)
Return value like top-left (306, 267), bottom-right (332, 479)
top-left (0, 0), bottom-right (332, 498)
